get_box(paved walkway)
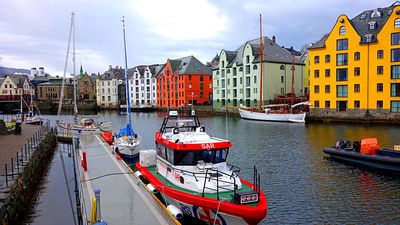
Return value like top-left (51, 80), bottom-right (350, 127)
top-left (79, 135), bottom-right (174, 225)
top-left (0, 124), bottom-right (41, 167)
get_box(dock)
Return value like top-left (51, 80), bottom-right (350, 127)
top-left (77, 134), bottom-right (177, 225)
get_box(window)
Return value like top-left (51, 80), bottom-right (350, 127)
top-left (391, 83), bottom-right (400, 96)
top-left (392, 49), bottom-right (400, 62)
top-left (325, 85), bottom-right (330, 93)
top-left (360, 14), bottom-right (367, 20)
top-left (336, 53), bottom-right (348, 66)
top-left (377, 66), bottom-right (383, 75)
top-left (189, 83), bottom-right (192, 89)
top-left (246, 88), bottom-right (250, 98)
top-left (221, 61), bottom-right (225, 67)
top-left (377, 83), bottom-right (383, 92)
top-left (325, 69), bottom-right (330, 77)
top-left (365, 34), bottom-right (373, 43)
top-left (280, 65), bottom-right (285, 70)
top-left (246, 55), bottom-right (250, 64)
top-left (314, 56), bottom-right (320, 63)
top-left (314, 70), bottom-right (320, 78)
top-left (377, 100), bottom-right (383, 109)
top-left (233, 78), bottom-right (237, 87)
top-left (354, 52), bottom-right (360, 60)
top-left (253, 65), bottom-right (258, 70)
top-left (368, 21), bottom-right (376, 30)
top-left (325, 101), bottom-right (330, 108)
top-left (245, 77), bottom-right (250, 86)
top-left (200, 75), bottom-right (204, 81)
top-left (392, 65), bottom-right (400, 79)
top-left (221, 79), bottom-right (225, 88)
top-left (108, 96), bottom-right (111, 101)
top-left (314, 85), bottom-right (320, 93)
top-left (189, 75), bottom-right (192, 80)
top-left (336, 68), bottom-right (348, 81)
top-left (371, 9), bottom-right (381, 18)
top-left (325, 55), bottom-right (331, 62)
top-left (227, 69), bottom-right (230, 74)
top-left (200, 83), bottom-right (204, 90)
top-left (337, 85), bottom-right (348, 97)
top-left (254, 76), bottom-right (257, 83)
top-left (377, 50), bottom-right (384, 59)
top-left (337, 39), bottom-right (348, 50)
top-left (354, 84), bottom-right (360, 92)
top-left (337, 101), bottom-right (348, 111)
top-left (281, 76), bottom-right (284, 83)
top-left (222, 90), bottom-right (225, 98)
top-left (391, 101), bottom-right (400, 112)
top-left (354, 67), bottom-right (360, 76)
top-left (395, 19), bottom-right (400, 29)
top-left (392, 33), bottom-right (400, 46)
top-left (339, 26), bottom-right (346, 35)
top-left (354, 100), bottom-right (360, 108)
top-left (233, 68), bottom-right (237, 76)
top-left (245, 65), bottom-right (250, 74)
top-left (314, 101), bottom-right (319, 108)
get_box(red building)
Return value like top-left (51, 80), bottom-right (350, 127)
top-left (156, 56), bottom-right (212, 108)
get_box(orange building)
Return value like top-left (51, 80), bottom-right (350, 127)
top-left (156, 56), bottom-right (212, 108)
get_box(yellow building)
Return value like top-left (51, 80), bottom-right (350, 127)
top-left (309, 2), bottom-right (400, 119)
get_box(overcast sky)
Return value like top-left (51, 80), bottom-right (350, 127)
top-left (0, 0), bottom-right (396, 75)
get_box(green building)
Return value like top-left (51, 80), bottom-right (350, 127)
top-left (212, 36), bottom-right (306, 110)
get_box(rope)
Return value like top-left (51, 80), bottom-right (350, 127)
top-left (213, 200), bottom-right (224, 225)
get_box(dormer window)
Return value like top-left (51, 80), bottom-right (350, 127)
top-left (365, 34), bottom-right (373, 43)
top-left (360, 13), bottom-right (367, 20)
top-left (395, 18), bottom-right (400, 28)
top-left (371, 9), bottom-right (381, 18)
top-left (339, 26), bottom-right (346, 35)
top-left (388, 9), bottom-right (393, 15)
top-left (369, 21), bottom-right (377, 30)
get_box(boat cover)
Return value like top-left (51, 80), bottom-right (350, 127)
top-left (116, 123), bottom-right (136, 138)
top-left (360, 138), bottom-right (380, 155)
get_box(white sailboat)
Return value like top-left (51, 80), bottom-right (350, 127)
top-left (20, 92), bottom-right (43, 125)
top-left (56, 12), bottom-right (104, 135)
top-left (113, 17), bottom-right (141, 152)
top-left (238, 14), bottom-right (309, 123)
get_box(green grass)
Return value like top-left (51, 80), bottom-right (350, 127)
top-left (146, 165), bottom-right (258, 206)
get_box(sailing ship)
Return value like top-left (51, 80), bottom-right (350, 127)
top-left (56, 13), bottom-right (105, 135)
top-left (19, 92), bottom-right (43, 125)
top-left (113, 17), bottom-right (141, 155)
top-left (238, 14), bottom-right (309, 123)
top-left (135, 110), bottom-right (267, 224)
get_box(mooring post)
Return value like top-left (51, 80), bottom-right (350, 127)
top-left (5, 163), bottom-right (8, 187)
top-left (94, 189), bottom-right (102, 222)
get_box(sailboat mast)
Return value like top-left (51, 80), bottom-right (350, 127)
top-left (259, 14), bottom-right (263, 110)
top-left (72, 12), bottom-right (78, 124)
top-left (122, 16), bottom-right (132, 129)
top-left (291, 55), bottom-right (295, 106)
top-left (57, 12), bottom-right (74, 116)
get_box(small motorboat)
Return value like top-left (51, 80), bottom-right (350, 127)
top-left (135, 110), bottom-right (267, 224)
top-left (323, 138), bottom-right (400, 173)
top-left (101, 131), bottom-right (114, 145)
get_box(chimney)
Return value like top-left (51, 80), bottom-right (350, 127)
top-left (109, 65), bottom-right (112, 70)
top-left (290, 46), bottom-right (293, 50)
top-left (272, 35), bottom-right (276, 43)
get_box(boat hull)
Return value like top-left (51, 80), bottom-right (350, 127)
top-left (239, 108), bottom-right (306, 123)
top-left (101, 132), bottom-right (113, 145)
top-left (136, 163), bottom-right (267, 225)
top-left (323, 148), bottom-right (400, 173)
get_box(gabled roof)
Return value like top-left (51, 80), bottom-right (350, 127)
top-left (99, 68), bottom-right (125, 80)
top-left (7, 74), bottom-right (30, 87)
top-left (157, 56), bottom-right (211, 77)
top-left (310, 2), bottom-right (400, 48)
top-left (0, 78), bottom-right (5, 86)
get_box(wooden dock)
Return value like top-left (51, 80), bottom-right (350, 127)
top-left (77, 134), bottom-right (178, 225)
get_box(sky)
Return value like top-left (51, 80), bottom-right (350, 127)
top-left (0, 0), bottom-right (396, 76)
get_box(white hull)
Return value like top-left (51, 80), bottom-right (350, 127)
top-left (239, 108), bottom-right (306, 123)
top-left (57, 122), bottom-right (101, 135)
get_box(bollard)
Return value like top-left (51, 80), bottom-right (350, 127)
top-left (81, 152), bottom-right (88, 171)
top-left (94, 189), bottom-right (102, 222)
top-left (5, 164), bottom-right (8, 187)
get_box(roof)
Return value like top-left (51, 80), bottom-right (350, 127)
top-left (128, 64), bottom-right (164, 79)
top-left (157, 56), bottom-right (211, 77)
top-left (8, 74), bottom-right (30, 87)
top-left (0, 78), bottom-right (5, 86)
top-left (30, 75), bottom-right (50, 82)
top-left (310, 2), bottom-right (400, 48)
top-left (215, 36), bottom-right (302, 70)
top-left (99, 68), bottom-right (125, 80)
top-left (298, 50), bottom-right (309, 63)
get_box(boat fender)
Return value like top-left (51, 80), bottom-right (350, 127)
top-left (146, 183), bottom-right (158, 194)
top-left (134, 171), bottom-right (143, 179)
top-left (167, 205), bottom-right (183, 220)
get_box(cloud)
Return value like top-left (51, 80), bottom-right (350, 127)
top-left (128, 0), bottom-right (229, 41)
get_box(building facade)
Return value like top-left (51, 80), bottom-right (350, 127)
top-left (156, 56), bottom-right (212, 108)
top-left (212, 36), bottom-right (305, 110)
top-left (309, 2), bottom-right (400, 119)
top-left (77, 66), bottom-right (96, 101)
top-left (96, 66), bottom-right (124, 109)
top-left (0, 75), bottom-right (35, 100)
top-left (36, 77), bottom-right (74, 101)
top-left (128, 64), bottom-right (162, 107)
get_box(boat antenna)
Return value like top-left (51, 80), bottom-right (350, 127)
top-left (122, 16), bottom-right (133, 134)
top-left (57, 12), bottom-right (74, 116)
top-left (259, 14), bottom-right (263, 110)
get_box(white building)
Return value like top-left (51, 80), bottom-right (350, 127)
top-left (0, 75), bottom-right (35, 98)
top-left (96, 66), bottom-right (124, 109)
top-left (128, 64), bottom-right (163, 107)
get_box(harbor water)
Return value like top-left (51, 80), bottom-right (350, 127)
top-left (32, 111), bottom-right (400, 224)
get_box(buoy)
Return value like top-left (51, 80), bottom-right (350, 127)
top-left (167, 204), bottom-right (183, 220)
top-left (146, 183), bottom-right (158, 193)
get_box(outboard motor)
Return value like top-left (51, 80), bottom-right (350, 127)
top-left (353, 141), bottom-right (361, 152)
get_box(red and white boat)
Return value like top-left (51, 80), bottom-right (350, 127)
top-left (136, 111), bottom-right (267, 225)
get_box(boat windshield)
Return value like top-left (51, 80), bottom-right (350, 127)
top-left (174, 148), bottom-right (229, 166)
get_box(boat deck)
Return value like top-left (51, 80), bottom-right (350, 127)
top-left (146, 165), bottom-right (258, 207)
top-left (79, 135), bottom-right (176, 225)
